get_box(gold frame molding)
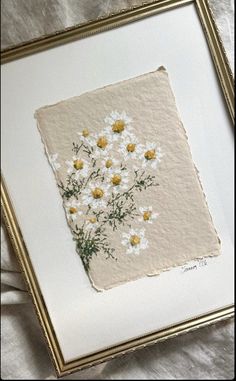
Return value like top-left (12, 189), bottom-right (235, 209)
top-left (1, 0), bottom-right (234, 377)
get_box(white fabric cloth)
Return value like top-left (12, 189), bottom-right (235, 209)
top-left (1, 0), bottom-right (234, 379)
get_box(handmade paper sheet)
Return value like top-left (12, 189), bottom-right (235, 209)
top-left (35, 67), bottom-right (220, 290)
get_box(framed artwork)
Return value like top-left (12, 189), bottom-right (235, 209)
top-left (1, 0), bottom-right (234, 377)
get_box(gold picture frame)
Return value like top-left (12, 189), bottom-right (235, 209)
top-left (1, 0), bottom-right (234, 377)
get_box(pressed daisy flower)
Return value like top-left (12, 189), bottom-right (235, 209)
top-left (65, 156), bottom-right (89, 179)
top-left (101, 157), bottom-right (119, 173)
top-left (77, 128), bottom-right (96, 145)
top-left (81, 182), bottom-right (110, 209)
top-left (118, 134), bottom-right (142, 160)
top-left (96, 136), bottom-right (108, 149)
top-left (104, 111), bottom-right (133, 141)
top-left (121, 228), bottom-right (148, 255)
top-left (88, 132), bottom-right (113, 158)
top-left (84, 216), bottom-right (99, 231)
top-left (106, 168), bottom-right (129, 194)
top-left (138, 206), bottom-right (158, 224)
top-left (49, 153), bottom-right (61, 171)
top-left (64, 199), bottom-right (82, 222)
top-left (140, 143), bottom-right (163, 169)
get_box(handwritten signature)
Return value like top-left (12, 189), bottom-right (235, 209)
top-left (181, 259), bottom-right (208, 273)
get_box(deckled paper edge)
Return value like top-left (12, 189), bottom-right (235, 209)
top-left (34, 66), bottom-right (167, 116)
top-left (93, 250), bottom-right (220, 291)
top-left (34, 66), bottom-right (221, 292)
top-left (89, 70), bottom-right (221, 291)
top-left (169, 80), bottom-right (222, 248)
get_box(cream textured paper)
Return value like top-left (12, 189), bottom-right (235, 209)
top-left (35, 67), bottom-right (220, 290)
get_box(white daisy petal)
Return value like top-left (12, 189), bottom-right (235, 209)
top-left (65, 156), bottom-right (90, 178)
top-left (106, 167), bottom-right (129, 194)
top-left (101, 157), bottom-right (119, 173)
top-left (121, 228), bottom-right (148, 255)
top-left (139, 206), bottom-right (159, 224)
top-left (90, 132), bottom-right (113, 159)
top-left (81, 181), bottom-right (110, 210)
top-left (104, 111), bottom-right (133, 141)
top-left (139, 142), bottom-right (163, 169)
top-left (77, 130), bottom-right (101, 150)
top-left (64, 199), bottom-right (82, 222)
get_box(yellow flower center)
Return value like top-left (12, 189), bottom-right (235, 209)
top-left (69, 207), bottom-right (77, 214)
top-left (105, 159), bottom-right (113, 168)
top-left (89, 217), bottom-right (97, 224)
top-left (112, 120), bottom-right (125, 133)
top-left (111, 174), bottom-right (122, 186)
top-left (73, 159), bottom-right (84, 170)
top-left (92, 188), bottom-right (104, 199)
top-left (97, 136), bottom-right (108, 149)
top-left (143, 211), bottom-right (152, 221)
top-left (144, 149), bottom-right (156, 160)
top-left (126, 143), bottom-right (136, 152)
top-left (82, 128), bottom-right (89, 137)
top-left (130, 235), bottom-right (141, 246)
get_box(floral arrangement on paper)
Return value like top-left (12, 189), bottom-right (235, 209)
top-left (51, 111), bottom-right (163, 271)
